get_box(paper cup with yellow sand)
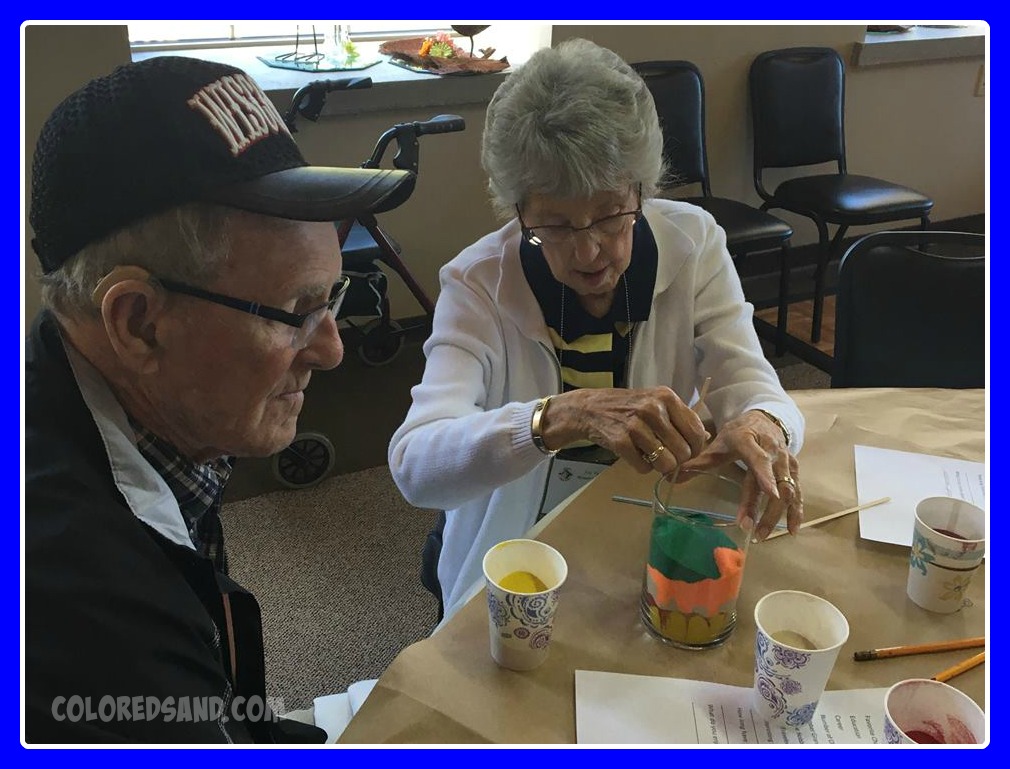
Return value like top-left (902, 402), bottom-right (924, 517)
top-left (641, 470), bottom-right (753, 649)
top-left (482, 538), bottom-right (568, 671)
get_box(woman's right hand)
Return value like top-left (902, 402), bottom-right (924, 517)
top-left (537, 386), bottom-right (709, 475)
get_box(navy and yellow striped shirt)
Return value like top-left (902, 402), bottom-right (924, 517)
top-left (520, 216), bottom-right (659, 393)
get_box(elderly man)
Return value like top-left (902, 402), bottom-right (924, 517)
top-left (25, 56), bottom-right (413, 743)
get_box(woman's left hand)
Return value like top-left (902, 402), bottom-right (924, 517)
top-left (680, 410), bottom-right (803, 540)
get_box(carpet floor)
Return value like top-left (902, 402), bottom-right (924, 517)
top-left (225, 466), bottom-right (441, 712)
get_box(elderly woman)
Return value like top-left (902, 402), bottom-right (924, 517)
top-left (389, 38), bottom-right (805, 622)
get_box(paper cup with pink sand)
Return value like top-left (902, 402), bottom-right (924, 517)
top-left (883, 678), bottom-right (985, 744)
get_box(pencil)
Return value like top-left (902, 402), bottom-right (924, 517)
top-left (931, 651), bottom-right (985, 683)
top-left (853, 636), bottom-right (985, 661)
top-left (764, 496), bottom-right (891, 541)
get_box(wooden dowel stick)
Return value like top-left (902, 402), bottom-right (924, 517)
top-left (763, 496), bottom-right (891, 541)
top-left (692, 376), bottom-right (712, 413)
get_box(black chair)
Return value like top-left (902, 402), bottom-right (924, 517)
top-left (632, 60), bottom-right (795, 355)
top-left (749, 47), bottom-right (935, 345)
top-left (831, 231), bottom-right (984, 389)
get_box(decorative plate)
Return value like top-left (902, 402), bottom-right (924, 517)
top-left (379, 36), bottom-right (509, 76)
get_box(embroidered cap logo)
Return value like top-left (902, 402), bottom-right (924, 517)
top-left (187, 74), bottom-right (290, 157)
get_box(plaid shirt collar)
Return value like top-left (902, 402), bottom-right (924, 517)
top-left (131, 420), bottom-right (234, 572)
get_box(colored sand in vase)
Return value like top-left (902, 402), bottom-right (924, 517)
top-left (645, 604), bottom-right (731, 645)
top-left (643, 513), bottom-right (745, 645)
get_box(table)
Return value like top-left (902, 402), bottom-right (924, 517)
top-left (338, 388), bottom-right (987, 744)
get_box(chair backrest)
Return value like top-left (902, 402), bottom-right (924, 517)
top-left (631, 60), bottom-right (711, 195)
top-left (749, 47), bottom-right (847, 191)
top-left (832, 231), bottom-right (985, 388)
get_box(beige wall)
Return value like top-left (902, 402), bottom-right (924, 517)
top-left (23, 23), bottom-right (984, 324)
top-left (554, 25), bottom-right (984, 227)
top-left (23, 25), bottom-right (132, 324)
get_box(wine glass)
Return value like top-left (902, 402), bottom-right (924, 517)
top-left (451, 25), bottom-right (490, 57)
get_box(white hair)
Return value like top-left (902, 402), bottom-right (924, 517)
top-left (39, 204), bottom-right (235, 317)
top-left (481, 38), bottom-right (666, 218)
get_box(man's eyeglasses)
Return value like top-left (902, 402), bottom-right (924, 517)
top-left (157, 275), bottom-right (350, 350)
top-left (517, 188), bottom-right (643, 247)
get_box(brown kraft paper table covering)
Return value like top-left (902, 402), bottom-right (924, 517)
top-left (338, 388), bottom-right (987, 744)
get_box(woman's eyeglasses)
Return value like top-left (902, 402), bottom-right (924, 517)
top-left (517, 186), bottom-right (643, 247)
top-left (519, 210), bottom-right (641, 247)
top-left (156, 274), bottom-right (351, 350)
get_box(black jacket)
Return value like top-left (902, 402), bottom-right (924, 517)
top-left (25, 311), bottom-right (323, 743)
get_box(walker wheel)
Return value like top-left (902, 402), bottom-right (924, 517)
top-left (273, 432), bottom-right (336, 489)
top-left (358, 318), bottom-right (405, 366)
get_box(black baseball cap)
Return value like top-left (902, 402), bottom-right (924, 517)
top-left (30, 55), bottom-right (416, 273)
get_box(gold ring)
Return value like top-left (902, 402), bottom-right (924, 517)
top-left (776, 476), bottom-right (797, 491)
top-left (643, 445), bottom-right (666, 464)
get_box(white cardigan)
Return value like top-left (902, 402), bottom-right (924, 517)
top-left (388, 199), bottom-right (805, 621)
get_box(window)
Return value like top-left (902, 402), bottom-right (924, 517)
top-left (855, 23), bottom-right (986, 67)
top-left (129, 21), bottom-right (460, 49)
top-left (128, 22), bottom-right (553, 80)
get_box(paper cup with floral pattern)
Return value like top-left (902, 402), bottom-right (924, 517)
top-left (482, 539), bottom-right (568, 671)
top-left (907, 497), bottom-right (986, 614)
top-left (752, 590), bottom-right (850, 726)
top-left (883, 678), bottom-right (985, 744)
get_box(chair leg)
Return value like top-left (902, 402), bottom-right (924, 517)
top-left (918, 216), bottom-right (932, 250)
top-left (812, 224), bottom-right (848, 344)
top-left (775, 241), bottom-right (792, 356)
top-left (809, 220), bottom-right (830, 344)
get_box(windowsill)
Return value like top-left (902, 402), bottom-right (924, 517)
top-left (852, 24), bottom-right (986, 67)
top-left (131, 31), bottom-right (547, 116)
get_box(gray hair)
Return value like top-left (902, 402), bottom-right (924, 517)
top-left (39, 203), bottom-right (235, 317)
top-left (481, 38), bottom-right (666, 218)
